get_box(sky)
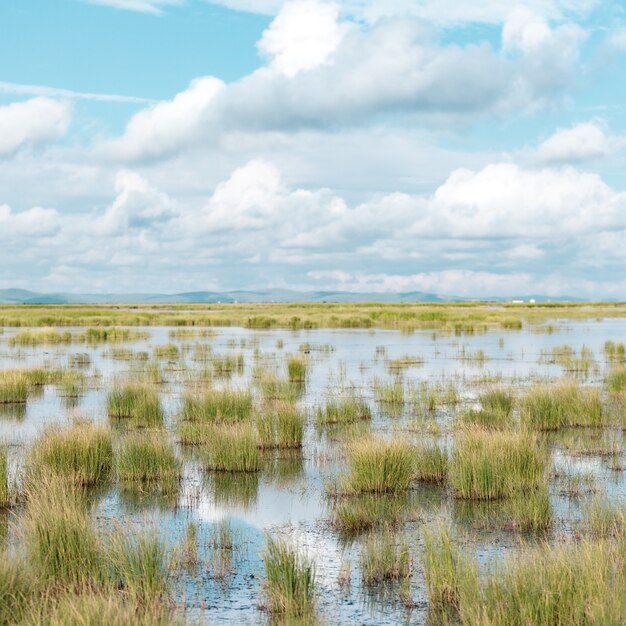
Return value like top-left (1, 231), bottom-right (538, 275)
top-left (1, 0), bottom-right (626, 298)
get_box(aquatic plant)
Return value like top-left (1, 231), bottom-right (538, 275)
top-left (287, 356), bottom-right (307, 382)
top-left (360, 530), bottom-right (411, 586)
top-left (181, 388), bottom-right (253, 423)
top-left (202, 424), bottom-right (260, 472)
top-left (107, 384), bottom-right (163, 428)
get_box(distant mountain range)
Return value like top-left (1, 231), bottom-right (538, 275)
top-left (0, 288), bottom-right (586, 305)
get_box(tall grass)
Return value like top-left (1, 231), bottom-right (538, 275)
top-left (521, 382), bottom-right (604, 429)
top-left (316, 397), bottom-right (372, 425)
top-left (337, 438), bottom-right (414, 494)
top-left (29, 422), bottom-right (113, 486)
top-left (9, 329), bottom-right (73, 346)
top-left (262, 535), bottom-right (315, 617)
top-left (331, 494), bottom-right (408, 536)
top-left (181, 389), bottom-right (253, 423)
top-left (0, 445), bottom-right (9, 509)
top-left (257, 402), bottom-right (305, 449)
top-left (107, 384), bottom-right (163, 428)
top-left (116, 434), bottom-right (181, 494)
top-left (0, 556), bottom-right (33, 625)
top-left (606, 366), bottom-right (626, 392)
top-left (287, 357), bottom-right (307, 382)
top-left (0, 371), bottom-right (28, 404)
top-left (202, 424), bottom-right (260, 472)
top-left (449, 428), bottom-right (548, 500)
top-left (414, 441), bottom-right (448, 483)
top-left (583, 498), bottom-right (626, 538)
top-left (360, 530), bottom-right (411, 586)
top-left (458, 540), bottom-right (626, 626)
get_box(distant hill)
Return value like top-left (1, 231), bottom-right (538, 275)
top-left (0, 288), bottom-right (587, 305)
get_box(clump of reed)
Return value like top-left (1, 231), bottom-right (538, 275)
top-left (0, 555), bottom-right (34, 625)
top-left (414, 441), bottom-right (448, 483)
top-left (387, 354), bottom-right (425, 372)
top-left (374, 378), bottom-right (405, 406)
top-left (29, 422), bottom-right (113, 486)
top-left (181, 521), bottom-right (199, 568)
top-left (9, 328), bottom-right (73, 346)
top-left (81, 327), bottom-right (149, 344)
top-left (202, 424), bottom-right (260, 472)
top-left (316, 396), bottom-right (372, 425)
top-left (0, 371), bottom-right (28, 404)
top-left (583, 498), bottom-right (626, 538)
top-left (360, 530), bottom-right (411, 586)
top-left (24, 477), bottom-right (102, 586)
top-left (262, 535), bottom-right (315, 618)
top-left (449, 428), bottom-right (548, 500)
top-left (521, 382), bottom-right (604, 430)
top-left (68, 352), bottom-right (91, 368)
top-left (57, 370), bottom-right (87, 398)
top-left (153, 344), bottom-right (180, 360)
top-left (116, 434), bottom-right (181, 494)
top-left (212, 354), bottom-right (244, 376)
top-left (287, 356), bottom-right (307, 382)
top-left (422, 522), bottom-right (472, 614)
top-left (181, 388), bottom-right (253, 423)
top-left (257, 401), bottom-right (305, 449)
top-left (257, 374), bottom-right (299, 402)
top-left (606, 366), bottom-right (626, 393)
top-left (107, 384), bottom-right (163, 428)
top-left (0, 444), bottom-right (10, 509)
top-left (335, 438), bottom-right (414, 494)
top-left (459, 388), bottom-right (514, 429)
top-left (458, 540), bottom-right (626, 625)
top-left (331, 494), bottom-right (408, 536)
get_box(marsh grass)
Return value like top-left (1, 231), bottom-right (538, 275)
top-left (458, 540), bottom-right (626, 626)
top-left (24, 478), bottom-right (102, 586)
top-left (117, 434), bottom-right (181, 494)
top-left (287, 356), bottom-right (307, 382)
top-left (181, 389), bottom-right (253, 423)
top-left (9, 329), bottom-right (73, 346)
top-left (607, 366), bottom-right (626, 393)
top-left (331, 494), bottom-right (408, 536)
top-left (336, 438), bottom-right (414, 494)
top-left (0, 371), bottom-right (28, 404)
top-left (521, 382), bottom-right (604, 429)
top-left (262, 535), bottom-right (315, 617)
top-left (583, 498), bottom-right (626, 538)
top-left (0, 445), bottom-right (10, 509)
top-left (107, 384), bottom-right (163, 428)
top-left (29, 422), bottom-right (113, 486)
top-left (257, 402), bottom-right (305, 449)
top-left (374, 378), bottom-right (405, 406)
top-left (212, 354), bottom-right (244, 376)
top-left (0, 556), bottom-right (34, 625)
top-left (449, 428), bottom-right (548, 500)
top-left (360, 530), bottom-right (411, 586)
top-left (258, 374), bottom-right (299, 402)
top-left (414, 441), bottom-right (448, 483)
top-left (316, 396), bottom-right (371, 425)
top-left (202, 424), bottom-right (260, 472)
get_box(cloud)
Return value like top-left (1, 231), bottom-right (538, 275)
top-left (0, 98), bottom-right (71, 157)
top-left (257, 1), bottom-right (347, 77)
top-left (0, 81), bottom-right (153, 104)
top-left (535, 120), bottom-right (625, 162)
top-left (105, 7), bottom-right (586, 162)
top-left (608, 28), bottom-right (626, 50)
top-left (0, 204), bottom-right (60, 238)
top-left (85, 0), bottom-right (185, 14)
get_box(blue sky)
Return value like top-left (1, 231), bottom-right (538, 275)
top-left (1, 0), bottom-right (626, 298)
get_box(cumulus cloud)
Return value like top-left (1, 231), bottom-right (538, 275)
top-left (258, 1), bottom-right (347, 77)
top-left (535, 120), bottom-right (624, 162)
top-left (0, 204), bottom-right (60, 238)
top-left (0, 98), bottom-right (71, 156)
top-left (105, 6), bottom-right (586, 162)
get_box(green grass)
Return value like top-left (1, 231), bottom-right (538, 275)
top-left (449, 428), bottom-right (548, 500)
top-left (24, 478), bottom-right (102, 586)
top-left (287, 356), bottom-right (307, 382)
top-left (116, 434), bottom-right (181, 494)
top-left (374, 379), bottom-right (405, 405)
top-left (607, 367), bottom-right (626, 392)
top-left (202, 424), bottom-right (260, 472)
top-left (316, 397), bottom-right (372, 425)
top-left (0, 555), bottom-right (33, 625)
top-left (262, 535), bottom-right (316, 617)
top-left (181, 389), bottom-right (253, 423)
top-left (257, 402), bottom-right (305, 449)
top-left (414, 441), bottom-right (448, 483)
top-left (257, 374), bottom-right (299, 402)
top-left (29, 422), bottom-right (113, 486)
top-left (583, 498), bottom-right (626, 538)
top-left (8, 328), bottom-right (73, 346)
top-left (212, 354), bottom-right (244, 376)
top-left (107, 384), bottom-right (163, 428)
top-left (331, 494), bottom-right (408, 536)
top-left (0, 371), bottom-right (28, 404)
top-left (81, 327), bottom-right (149, 344)
top-left (337, 438), bottom-right (414, 494)
top-left (360, 530), bottom-right (411, 586)
top-left (0, 445), bottom-right (9, 509)
top-left (458, 540), bottom-right (626, 626)
top-left (521, 382), bottom-right (604, 429)
top-left (153, 344), bottom-right (180, 359)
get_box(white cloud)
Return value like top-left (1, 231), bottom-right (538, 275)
top-left (535, 120), bottom-right (624, 162)
top-left (101, 77), bottom-right (225, 160)
top-left (258, 1), bottom-right (347, 77)
top-left (0, 98), bottom-right (71, 156)
top-left (608, 28), bottom-right (626, 50)
top-left (0, 204), bottom-right (60, 237)
top-left (85, 0), bottom-right (185, 14)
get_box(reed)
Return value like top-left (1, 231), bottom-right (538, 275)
top-left (607, 367), bottom-right (626, 393)
top-left (257, 402), bottom-right (305, 449)
top-left (583, 498), bottom-right (626, 538)
top-left (331, 494), bottom-right (408, 536)
top-left (338, 438), bottom-right (414, 494)
top-left (181, 389), bottom-right (253, 423)
top-left (0, 555), bottom-right (33, 626)
top-left (316, 397), bottom-right (371, 425)
top-left (116, 434), bottom-right (181, 494)
top-left (360, 530), bottom-right (411, 586)
top-left (29, 422), bottom-right (113, 486)
top-left (107, 384), bottom-right (163, 428)
top-left (9, 329), bottom-right (73, 346)
top-left (202, 424), bottom-right (260, 472)
top-left (262, 535), bottom-right (315, 617)
top-left (0, 371), bottom-right (28, 404)
top-left (287, 357), bottom-right (307, 382)
top-left (414, 441), bottom-right (448, 483)
top-left (0, 445), bottom-right (8, 509)
top-left (449, 428), bottom-right (548, 500)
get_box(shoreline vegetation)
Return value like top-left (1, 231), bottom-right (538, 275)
top-left (0, 301), bottom-right (625, 331)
